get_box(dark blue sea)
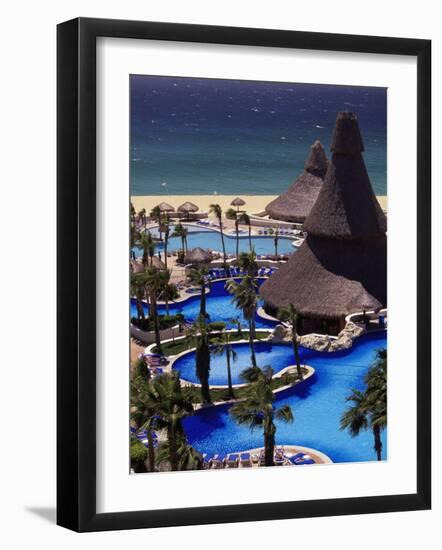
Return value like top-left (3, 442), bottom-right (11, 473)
top-left (130, 75), bottom-right (386, 196)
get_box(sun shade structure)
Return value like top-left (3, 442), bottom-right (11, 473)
top-left (231, 197), bottom-right (246, 210)
top-left (177, 201), bottom-right (199, 213)
top-left (260, 112), bottom-right (387, 335)
top-left (265, 140), bottom-right (328, 223)
top-left (184, 247), bottom-right (213, 265)
top-left (156, 201), bottom-right (175, 212)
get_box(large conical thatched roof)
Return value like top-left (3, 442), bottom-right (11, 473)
top-left (184, 247), bottom-right (213, 264)
top-left (265, 140), bottom-right (328, 223)
top-left (156, 201), bottom-right (175, 212)
top-left (260, 112), bottom-right (387, 319)
top-left (177, 201), bottom-right (199, 213)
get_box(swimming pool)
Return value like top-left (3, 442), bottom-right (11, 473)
top-left (130, 278), bottom-right (277, 329)
top-left (173, 341), bottom-right (298, 385)
top-left (183, 331), bottom-right (387, 463)
top-left (134, 224), bottom-right (296, 257)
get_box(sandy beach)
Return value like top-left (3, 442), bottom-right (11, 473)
top-left (131, 194), bottom-right (387, 215)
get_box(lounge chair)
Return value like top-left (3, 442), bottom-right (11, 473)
top-left (210, 454), bottom-right (225, 469)
top-left (225, 453), bottom-right (239, 468)
top-left (240, 453), bottom-right (252, 467)
top-left (288, 452), bottom-right (305, 465)
top-left (296, 458), bottom-right (315, 465)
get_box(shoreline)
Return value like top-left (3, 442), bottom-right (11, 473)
top-left (131, 194), bottom-right (388, 214)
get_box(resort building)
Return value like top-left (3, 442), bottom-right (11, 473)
top-left (260, 112), bottom-right (387, 335)
top-left (265, 140), bottom-right (328, 223)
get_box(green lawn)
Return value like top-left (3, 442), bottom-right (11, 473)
top-left (151, 330), bottom-right (271, 356)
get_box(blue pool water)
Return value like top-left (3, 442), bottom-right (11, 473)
top-left (130, 278), bottom-right (276, 329)
top-left (134, 225), bottom-right (296, 257)
top-left (183, 331), bottom-right (387, 463)
top-left (174, 341), bottom-right (297, 385)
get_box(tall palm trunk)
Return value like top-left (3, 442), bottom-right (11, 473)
top-left (200, 280), bottom-right (206, 317)
top-left (136, 294), bottom-right (145, 320)
top-left (264, 422), bottom-right (275, 466)
top-left (151, 295), bottom-right (162, 353)
top-left (164, 232), bottom-right (169, 269)
top-left (147, 428), bottom-right (156, 472)
top-left (248, 224), bottom-right (252, 252)
top-left (235, 217), bottom-right (239, 258)
top-left (226, 348), bottom-right (234, 398)
top-left (167, 424), bottom-right (179, 471)
top-left (248, 318), bottom-right (257, 367)
top-left (373, 424), bottom-right (382, 461)
top-left (218, 218), bottom-right (227, 269)
top-left (292, 327), bottom-right (303, 381)
top-left (274, 237), bottom-right (278, 258)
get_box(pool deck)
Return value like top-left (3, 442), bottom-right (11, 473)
top-left (220, 445), bottom-right (333, 467)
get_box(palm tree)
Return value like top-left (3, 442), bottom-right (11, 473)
top-left (155, 439), bottom-right (204, 470)
top-left (142, 373), bottom-right (194, 471)
top-left (187, 266), bottom-right (210, 317)
top-left (226, 207), bottom-right (239, 258)
top-left (230, 366), bottom-right (294, 466)
top-left (130, 272), bottom-right (146, 321)
top-left (340, 349), bottom-right (387, 461)
top-left (138, 207), bottom-right (147, 230)
top-left (143, 266), bottom-right (164, 352)
top-left (157, 269), bottom-right (178, 315)
top-left (161, 214), bottom-right (171, 269)
top-left (130, 376), bottom-right (158, 472)
top-left (277, 304), bottom-right (303, 381)
top-left (173, 222), bottom-right (189, 254)
top-left (212, 326), bottom-right (238, 399)
top-left (273, 228), bottom-right (279, 259)
top-left (150, 206), bottom-right (162, 239)
top-left (239, 212), bottom-right (253, 252)
top-left (236, 249), bottom-right (258, 277)
top-left (209, 204), bottom-right (227, 268)
top-left (139, 231), bottom-right (155, 267)
top-left (130, 202), bottom-right (136, 223)
top-left (186, 315), bottom-right (212, 404)
top-left (226, 276), bottom-right (258, 366)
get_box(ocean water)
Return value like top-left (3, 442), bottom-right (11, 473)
top-left (130, 75), bottom-right (387, 196)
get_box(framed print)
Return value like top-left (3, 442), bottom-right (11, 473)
top-left (57, 18), bottom-right (431, 532)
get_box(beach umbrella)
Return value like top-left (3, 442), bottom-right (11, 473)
top-left (231, 197), bottom-right (246, 211)
top-left (184, 247), bottom-right (213, 265)
top-left (156, 201), bottom-right (175, 213)
top-left (177, 201), bottom-right (199, 219)
top-left (177, 201), bottom-right (199, 214)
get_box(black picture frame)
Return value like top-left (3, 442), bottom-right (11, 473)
top-left (57, 17), bottom-right (431, 532)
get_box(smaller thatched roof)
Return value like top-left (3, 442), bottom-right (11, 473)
top-left (231, 197), bottom-right (246, 207)
top-left (184, 247), bottom-right (213, 264)
top-left (151, 256), bottom-right (166, 270)
top-left (156, 201), bottom-right (175, 212)
top-left (265, 140), bottom-right (327, 223)
top-left (177, 201), bottom-right (199, 213)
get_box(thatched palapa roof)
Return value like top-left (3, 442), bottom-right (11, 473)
top-left (184, 247), bottom-right (213, 265)
top-left (156, 201), bottom-right (175, 212)
top-left (265, 140), bottom-right (328, 223)
top-left (231, 197), bottom-right (246, 207)
top-left (260, 112), bottom-right (387, 319)
top-left (177, 201), bottom-right (199, 213)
